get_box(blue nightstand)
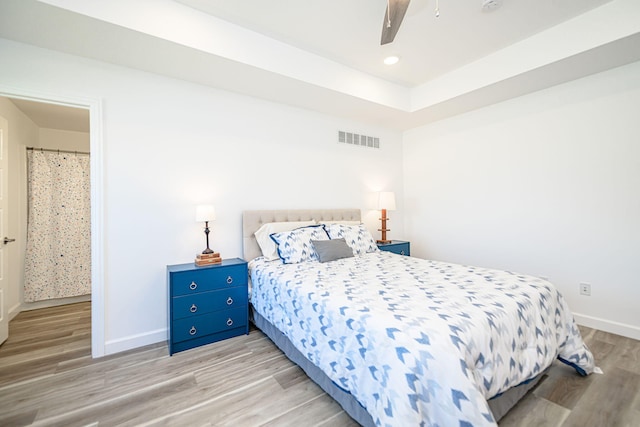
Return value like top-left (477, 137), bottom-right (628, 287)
top-left (167, 258), bottom-right (248, 355)
top-left (377, 240), bottom-right (410, 256)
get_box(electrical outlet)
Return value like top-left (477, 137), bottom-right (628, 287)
top-left (580, 283), bottom-right (591, 296)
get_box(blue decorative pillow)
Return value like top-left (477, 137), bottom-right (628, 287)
top-left (326, 224), bottom-right (378, 256)
top-left (270, 225), bottom-right (329, 264)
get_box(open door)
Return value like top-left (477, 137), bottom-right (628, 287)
top-left (0, 116), bottom-right (9, 345)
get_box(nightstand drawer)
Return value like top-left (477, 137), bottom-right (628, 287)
top-left (172, 306), bottom-right (248, 343)
top-left (171, 264), bottom-right (247, 296)
top-left (377, 240), bottom-right (410, 256)
top-left (171, 286), bottom-right (247, 320)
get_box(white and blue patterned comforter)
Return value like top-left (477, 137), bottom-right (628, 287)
top-left (249, 251), bottom-right (595, 427)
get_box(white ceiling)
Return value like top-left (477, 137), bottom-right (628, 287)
top-left (1, 0), bottom-right (639, 131)
top-left (9, 98), bottom-right (89, 133)
top-left (176, 0), bottom-right (614, 87)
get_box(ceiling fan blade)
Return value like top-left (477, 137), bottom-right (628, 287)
top-left (381, 0), bottom-right (411, 45)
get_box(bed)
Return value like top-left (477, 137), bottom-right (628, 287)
top-left (242, 209), bottom-right (595, 426)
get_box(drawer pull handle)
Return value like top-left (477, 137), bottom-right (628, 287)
top-left (226, 297), bottom-right (233, 305)
top-left (189, 281), bottom-right (197, 290)
top-left (226, 276), bottom-right (233, 285)
top-left (190, 304), bottom-right (198, 313)
top-left (226, 318), bottom-right (233, 327)
top-left (189, 326), bottom-right (197, 336)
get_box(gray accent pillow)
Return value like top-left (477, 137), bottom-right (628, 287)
top-left (312, 238), bottom-right (354, 263)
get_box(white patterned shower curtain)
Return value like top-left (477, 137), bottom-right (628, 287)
top-left (24, 150), bottom-right (91, 302)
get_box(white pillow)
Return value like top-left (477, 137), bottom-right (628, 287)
top-left (318, 220), bottom-right (361, 226)
top-left (325, 223), bottom-right (379, 256)
top-left (254, 220), bottom-right (316, 261)
top-left (270, 225), bottom-right (330, 264)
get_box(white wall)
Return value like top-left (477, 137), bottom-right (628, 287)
top-left (0, 38), bottom-right (404, 354)
top-left (38, 128), bottom-right (90, 152)
top-left (404, 60), bottom-right (640, 340)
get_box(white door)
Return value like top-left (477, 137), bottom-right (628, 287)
top-left (0, 116), bottom-right (9, 345)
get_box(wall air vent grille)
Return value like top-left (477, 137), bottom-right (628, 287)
top-left (338, 131), bottom-right (380, 149)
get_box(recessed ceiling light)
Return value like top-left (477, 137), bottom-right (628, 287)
top-left (384, 55), bottom-right (400, 65)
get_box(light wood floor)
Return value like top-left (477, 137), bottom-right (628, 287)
top-left (0, 302), bottom-right (638, 426)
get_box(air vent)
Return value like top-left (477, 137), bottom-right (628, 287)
top-left (338, 131), bottom-right (380, 149)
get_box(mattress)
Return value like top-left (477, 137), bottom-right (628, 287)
top-left (249, 251), bottom-right (595, 426)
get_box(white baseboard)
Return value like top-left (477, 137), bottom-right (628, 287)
top-left (21, 295), bottom-right (91, 312)
top-left (9, 295), bottom-right (92, 322)
top-left (573, 312), bottom-right (640, 341)
top-left (8, 303), bottom-right (21, 321)
top-left (104, 328), bottom-right (167, 356)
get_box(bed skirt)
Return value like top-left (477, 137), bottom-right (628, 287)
top-left (251, 306), bottom-right (547, 425)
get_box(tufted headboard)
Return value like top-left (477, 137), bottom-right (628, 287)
top-left (242, 209), bottom-right (361, 261)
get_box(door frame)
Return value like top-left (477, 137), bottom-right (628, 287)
top-left (0, 84), bottom-right (105, 357)
top-left (0, 115), bottom-right (9, 345)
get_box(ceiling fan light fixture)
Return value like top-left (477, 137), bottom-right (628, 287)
top-left (482, 0), bottom-right (502, 12)
top-left (384, 55), bottom-right (400, 65)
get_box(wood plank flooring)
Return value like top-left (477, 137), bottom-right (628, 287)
top-left (0, 302), bottom-right (638, 426)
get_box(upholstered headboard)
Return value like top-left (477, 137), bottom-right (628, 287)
top-left (242, 209), bottom-right (361, 261)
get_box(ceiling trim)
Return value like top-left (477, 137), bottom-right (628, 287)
top-left (0, 0), bottom-right (634, 129)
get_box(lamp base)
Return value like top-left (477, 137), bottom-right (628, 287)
top-left (378, 208), bottom-right (392, 245)
top-left (202, 248), bottom-right (214, 254)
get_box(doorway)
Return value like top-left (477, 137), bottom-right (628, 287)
top-left (19, 100), bottom-right (91, 309)
top-left (0, 87), bottom-right (104, 357)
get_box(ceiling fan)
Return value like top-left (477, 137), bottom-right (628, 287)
top-left (381, 0), bottom-right (411, 45)
top-left (381, 0), bottom-right (503, 45)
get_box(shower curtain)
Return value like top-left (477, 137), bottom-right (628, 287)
top-left (24, 150), bottom-right (91, 302)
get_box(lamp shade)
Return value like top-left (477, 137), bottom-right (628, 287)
top-left (377, 192), bottom-right (396, 211)
top-left (195, 204), bottom-right (216, 222)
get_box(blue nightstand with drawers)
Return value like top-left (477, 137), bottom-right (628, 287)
top-left (377, 240), bottom-right (410, 256)
top-left (167, 258), bottom-right (248, 355)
